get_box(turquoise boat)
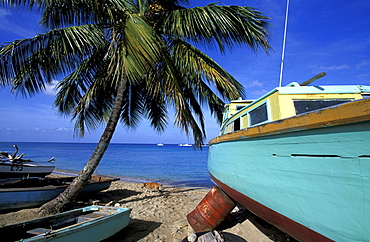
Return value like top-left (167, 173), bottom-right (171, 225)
top-left (196, 78), bottom-right (370, 241)
top-left (1, 205), bottom-right (131, 242)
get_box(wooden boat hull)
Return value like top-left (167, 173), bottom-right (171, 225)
top-left (0, 175), bottom-right (119, 211)
top-left (1, 205), bottom-right (131, 242)
top-left (208, 99), bottom-right (370, 242)
top-left (0, 162), bottom-right (55, 178)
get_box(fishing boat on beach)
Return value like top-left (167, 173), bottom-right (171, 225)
top-left (0, 161), bottom-right (55, 178)
top-left (189, 76), bottom-right (370, 241)
top-left (0, 175), bottom-right (119, 211)
top-left (0, 144), bottom-right (55, 178)
top-left (0, 205), bottom-right (131, 242)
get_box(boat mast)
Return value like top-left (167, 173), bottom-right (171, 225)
top-left (279, 0), bottom-right (290, 87)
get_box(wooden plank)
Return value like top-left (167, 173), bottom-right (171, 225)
top-left (77, 212), bottom-right (107, 223)
top-left (27, 228), bottom-right (51, 235)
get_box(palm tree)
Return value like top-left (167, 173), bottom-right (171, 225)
top-left (0, 0), bottom-right (271, 214)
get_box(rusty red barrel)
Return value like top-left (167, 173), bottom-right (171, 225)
top-left (187, 186), bottom-right (235, 232)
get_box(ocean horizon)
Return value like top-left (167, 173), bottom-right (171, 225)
top-left (0, 142), bottom-right (213, 188)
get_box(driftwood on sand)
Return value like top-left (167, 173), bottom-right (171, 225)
top-left (0, 144), bottom-right (55, 163)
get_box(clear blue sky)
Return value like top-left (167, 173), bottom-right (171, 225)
top-left (1, 0), bottom-right (369, 144)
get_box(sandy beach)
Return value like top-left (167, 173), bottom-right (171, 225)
top-left (0, 176), bottom-right (294, 242)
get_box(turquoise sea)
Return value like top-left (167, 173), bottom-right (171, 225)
top-left (0, 142), bottom-right (212, 187)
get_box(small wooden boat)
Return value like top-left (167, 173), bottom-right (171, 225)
top-left (0, 175), bottom-right (119, 211)
top-left (189, 78), bottom-right (370, 241)
top-left (0, 205), bottom-right (131, 242)
top-left (0, 161), bottom-right (55, 178)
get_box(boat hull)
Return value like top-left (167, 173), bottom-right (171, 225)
top-left (0, 176), bottom-right (119, 211)
top-left (208, 120), bottom-right (370, 242)
top-left (1, 205), bottom-right (130, 242)
top-left (0, 162), bottom-right (55, 178)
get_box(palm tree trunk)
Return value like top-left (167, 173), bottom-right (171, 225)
top-left (39, 78), bottom-right (127, 215)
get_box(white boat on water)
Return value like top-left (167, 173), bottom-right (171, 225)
top-left (157, 143), bottom-right (164, 147)
top-left (178, 143), bottom-right (192, 147)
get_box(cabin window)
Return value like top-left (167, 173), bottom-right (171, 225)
top-left (236, 105), bottom-right (245, 110)
top-left (294, 100), bottom-right (351, 115)
top-left (234, 118), bottom-right (241, 131)
top-left (249, 103), bottom-right (268, 126)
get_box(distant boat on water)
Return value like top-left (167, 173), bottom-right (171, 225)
top-left (178, 143), bottom-right (192, 147)
top-left (189, 77), bottom-right (370, 241)
top-left (156, 143), bottom-right (164, 147)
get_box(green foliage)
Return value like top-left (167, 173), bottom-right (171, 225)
top-left (0, 0), bottom-right (271, 146)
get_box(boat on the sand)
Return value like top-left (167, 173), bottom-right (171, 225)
top-left (0, 205), bottom-right (131, 242)
top-left (0, 175), bottom-right (119, 211)
top-left (189, 77), bottom-right (370, 242)
top-left (0, 145), bottom-right (55, 178)
top-left (0, 161), bottom-right (55, 178)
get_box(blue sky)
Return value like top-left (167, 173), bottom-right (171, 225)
top-left (1, 0), bottom-right (369, 144)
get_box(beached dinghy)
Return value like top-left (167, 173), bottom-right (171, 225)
top-left (189, 79), bottom-right (370, 242)
top-left (0, 205), bottom-right (131, 242)
top-left (0, 175), bottom-right (119, 211)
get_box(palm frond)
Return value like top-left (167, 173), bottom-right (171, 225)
top-left (54, 48), bottom-right (110, 115)
top-left (1, 24), bottom-right (106, 96)
top-left (120, 84), bottom-right (144, 129)
top-left (40, 0), bottom-right (136, 29)
top-left (107, 13), bottom-right (163, 85)
top-left (161, 3), bottom-right (271, 53)
top-left (148, 52), bottom-right (206, 146)
top-left (141, 86), bottom-right (168, 132)
top-left (171, 39), bottom-right (245, 101)
top-left (55, 50), bottom-right (117, 137)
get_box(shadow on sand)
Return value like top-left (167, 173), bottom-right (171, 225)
top-left (102, 218), bottom-right (161, 242)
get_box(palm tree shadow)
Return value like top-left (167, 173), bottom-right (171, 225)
top-left (77, 189), bottom-right (141, 204)
top-left (102, 218), bottom-right (161, 242)
top-left (223, 232), bottom-right (248, 242)
top-left (98, 188), bottom-right (141, 198)
top-left (245, 215), bottom-right (297, 242)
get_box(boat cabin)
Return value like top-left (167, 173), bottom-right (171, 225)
top-left (221, 82), bottom-right (370, 135)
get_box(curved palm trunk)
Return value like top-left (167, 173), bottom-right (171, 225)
top-left (39, 79), bottom-right (127, 215)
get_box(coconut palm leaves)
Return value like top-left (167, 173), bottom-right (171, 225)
top-left (160, 4), bottom-right (270, 52)
top-left (1, 0), bottom-right (271, 146)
